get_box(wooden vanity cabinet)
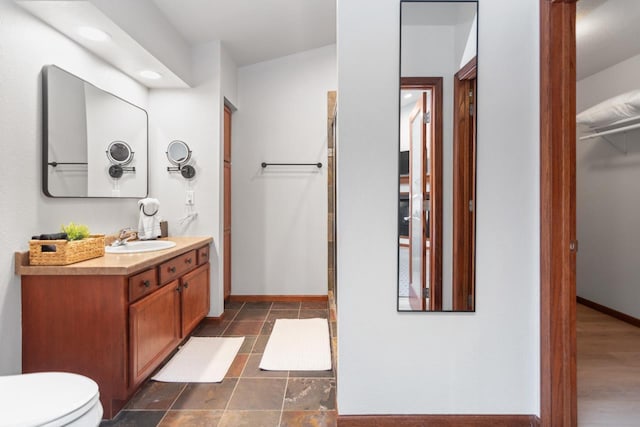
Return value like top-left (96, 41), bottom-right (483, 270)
top-left (20, 243), bottom-right (211, 419)
top-left (129, 279), bottom-right (181, 389)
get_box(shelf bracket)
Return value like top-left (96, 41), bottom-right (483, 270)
top-left (602, 134), bottom-right (627, 155)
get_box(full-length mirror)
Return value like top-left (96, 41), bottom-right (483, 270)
top-left (43, 65), bottom-right (148, 198)
top-left (398, 0), bottom-right (477, 311)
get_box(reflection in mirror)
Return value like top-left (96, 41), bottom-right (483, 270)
top-left (398, 1), bottom-right (477, 312)
top-left (43, 65), bottom-right (148, 198)
top-left (107, 141), bottom-right (134, 165)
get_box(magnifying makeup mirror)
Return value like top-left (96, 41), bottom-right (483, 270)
top-left (106, 141), bottom-right (135, 178)
top-left (166, 140), bottom-right (196, 179)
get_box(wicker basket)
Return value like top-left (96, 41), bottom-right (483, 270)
top-left (29, 234), bottom-right (106, 266)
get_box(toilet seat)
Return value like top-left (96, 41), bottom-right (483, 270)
top-left (0, 372), bottom-right (102, 427)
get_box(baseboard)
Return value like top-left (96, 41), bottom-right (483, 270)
top-left (228, 294), bottom-right (328, 302)
top-left (577, 296), bottom-right (640, 328)
top-left (337, 414), bottom-right (540, 427)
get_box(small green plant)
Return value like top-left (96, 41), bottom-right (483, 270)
top-left (61, 222), bottom-right (90, 241)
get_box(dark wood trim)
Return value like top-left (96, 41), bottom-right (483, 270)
top-left (452, 57), bottom-right (477, 312)
top-left (337, 414), bottom-right (540, 426)
top-left (228, 295), bottom-right (328, 303)
top-left (540, 0), bottom-right (577, 426)
top-left (457, 56), bottom-right (477, 80)
top-left (577, 297), bottom-right (640, 328)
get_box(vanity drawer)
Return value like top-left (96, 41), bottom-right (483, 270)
top-left (159, 250), bottom-right (197, 285)
top-left (197, 245), bottom-right (210, 265)
top-left (128, 268), bottom-right (158, 302)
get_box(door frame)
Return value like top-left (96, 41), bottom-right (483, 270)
top-left (452, 57), bottom-right (477, 311)
top-left (400, 77), bottom-right (443, 311)
top-left (539, 0), bottom-right (577, 426)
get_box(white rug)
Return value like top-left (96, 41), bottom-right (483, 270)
top-left (260, 318), bottom-right (331, 371)
top-left (152, 337), bottom-right (244, 383)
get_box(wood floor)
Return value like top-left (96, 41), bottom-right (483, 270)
top-left (578, 303), bottom-right (640, 426)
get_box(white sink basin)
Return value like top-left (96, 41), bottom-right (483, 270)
top-left (105, 240), bottom-right (177, 254)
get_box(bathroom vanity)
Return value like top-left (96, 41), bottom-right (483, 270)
top-left (15, 236), bottom-right (212, 419)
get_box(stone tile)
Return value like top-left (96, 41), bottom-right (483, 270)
top-left (224, 300), bottom-right (244, 309)
top-left (223, 321), bottom-right (263, 336)
top-left (299, 309), bottom-right (329, 319)
top-left (241, 354), bottom-right (288, 378)
top-left (226, 354), bottom-right (249, 378)
top-left (301, 301), bottom-right (328, 309)
top-left (235, 309), bottom-right (269, 322)
top-left (330, 322), bottom-right (337, 338)
top-left (227, 378), bottom-right (287, 410)
top-left (266, 310), bottom-right (298, 321)
top-left (289, 368), bottom-right (335, 378)
top-left (261, 320), bottom-right (275, 335)
top-left (272, 301), bottom-right (301, 310)
top-left (329, 308), bottom-right (336, 321)
top-left (284, 378), bottom-right (336, 411)
top-left (193, 321), bottom-right (230, 337)
top-left (242, 301), bottom-right (273, 310)
top-left (126, 382), bottom-right (186, 410)
top-left (100, 410), bottom-right (166, 427)
top-left (158, 410), bottom-right (223, 427)
top-left (280, 410), bottom-right (338, 427)
top-left (252, 335), bottom-right (270, 354)
top-left (238, 336), bottom-right (257, 353)
top-left (222, 309), bottom-right (239, 321)
top-left (171, 380), bottom-right (237, 410)
top-left (218, 410), bottom-right (281, 427)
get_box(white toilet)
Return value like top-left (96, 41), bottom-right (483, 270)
top-left (0, 372), bottom-right (102, 427)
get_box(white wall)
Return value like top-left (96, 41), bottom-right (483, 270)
top-left (337, 0), bottom-right (540, 415)
top-left (233, 44), bottom-right (336, 296)
top-left (0, 0), bottom-right (148, 374)
top-left (148, 41), bottom-right (227, 317)
top-left (577, 53), bottom-right (640, 319)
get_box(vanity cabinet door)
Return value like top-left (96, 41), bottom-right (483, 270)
top-left (129, 281), bottom-right (181, 388)
top-left (180, 264), bottom-right (210, 337)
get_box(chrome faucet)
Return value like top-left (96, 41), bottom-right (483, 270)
top-left (111, 227), bottom-right (136, 247)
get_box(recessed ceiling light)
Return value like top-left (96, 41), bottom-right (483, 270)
top-left (139, 70), bottom-right (162, 80)
top-left (77, 26), bottom-right (110, 42)
top-left (404, 93), bottom-right (413, 99)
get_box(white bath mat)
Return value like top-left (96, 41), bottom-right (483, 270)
top-left (152, 337), bottom-right (244, 383)
top-left (260, 318), bottom-right (331, 371)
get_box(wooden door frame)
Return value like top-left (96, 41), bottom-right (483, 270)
top-left (401, 77), bottom-right (443, 311)
top-left (540, 0), bottom-right (577, 426)
top-left (452, 57), bottom-right (477, 311)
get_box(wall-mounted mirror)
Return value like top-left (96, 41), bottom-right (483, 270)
top-left (398, 0), bottom-right (477, 312)
top-left (166, 140), bottom-right (196, 179)
top-left (43, 65), bottom-right (148, 198)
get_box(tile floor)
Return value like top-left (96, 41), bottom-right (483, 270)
top-left (102, 299), bottom-right (338, 427)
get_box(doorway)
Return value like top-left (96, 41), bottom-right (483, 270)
top-left (399, 77), bottom-right (443, 311)
top-left (224, 104), bottom-right (232, 300)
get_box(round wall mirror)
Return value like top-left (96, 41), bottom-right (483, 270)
top-left (106, 141), bottom-right (133, 165)
top-left (167, 140), bottom-right (191, 166)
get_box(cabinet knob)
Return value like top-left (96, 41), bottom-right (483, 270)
top-left (143, 280), bottom-right (151, 288)
top-left (183, 282), bottom-right (189, 289)
top-left (169, 266), bottom-right (176, 273)
top-left (175, 286), bottom-right (181, 292)
top-left (185, 258), bottom-right (192, 264)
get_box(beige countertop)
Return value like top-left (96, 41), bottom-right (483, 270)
top-left (15, 236), bottom-right (213, 276)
